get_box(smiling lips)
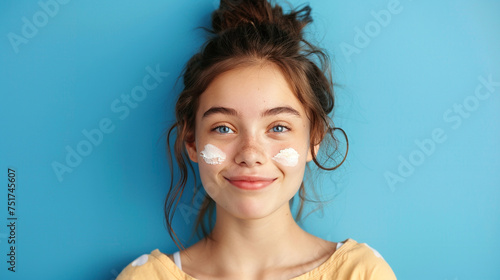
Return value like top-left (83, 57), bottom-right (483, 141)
top-left (226, 176), bottom-right (276, 190)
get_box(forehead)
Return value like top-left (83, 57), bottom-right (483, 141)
top-left (197, 63), bottom-right (305, 118)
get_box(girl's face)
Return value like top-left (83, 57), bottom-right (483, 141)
top-left (186, 63), bottom-right (315, 219)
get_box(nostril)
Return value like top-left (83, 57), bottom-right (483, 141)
top-left (234, 145), bottom-right (266, 166)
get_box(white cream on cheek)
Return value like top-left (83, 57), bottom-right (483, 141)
top-left (200, 144), bottom-right (226, 165)
top-left (272, 148), bottom-right (300, 167)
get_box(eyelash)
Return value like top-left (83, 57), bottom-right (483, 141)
top-left (211, 124), bottom-right (291, 134)
top-left (212, 125), bottom-right (234, 134)
top-left (270, 124), bottom-right (290, 133)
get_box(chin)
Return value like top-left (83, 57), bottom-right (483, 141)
top-left (227, 198), bottom-right (287, 220)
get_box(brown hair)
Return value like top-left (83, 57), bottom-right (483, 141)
top-left (164, 0), bottom-right (348, 252)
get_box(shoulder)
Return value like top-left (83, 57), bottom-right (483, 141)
top-left (116, 249), bottom-right (183, 280)
top-left (335, 239), bottom-right (397, 280)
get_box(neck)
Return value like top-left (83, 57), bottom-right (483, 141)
top-left (203, 202), bottom-right (321, 276)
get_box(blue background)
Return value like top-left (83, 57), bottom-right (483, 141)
top-left (1, 0), bottom-right (499, 279)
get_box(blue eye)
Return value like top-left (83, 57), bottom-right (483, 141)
top-left (214, 126), bottom-right (234, 134)
top-left (272, 125), bottom-right (288, 133)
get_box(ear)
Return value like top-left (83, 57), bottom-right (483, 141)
top-left (306, 143), bottom-right (320, 162)
top-left (185, 141), bottom-right (199, 163)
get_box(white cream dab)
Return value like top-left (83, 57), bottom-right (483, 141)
top-left (272, 148), bottom-right (299, 167)
top-left (200, 144), bottom-right (226, 165)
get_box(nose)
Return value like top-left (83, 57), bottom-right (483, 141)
top-left (234, 134), bottom-right (267, 167)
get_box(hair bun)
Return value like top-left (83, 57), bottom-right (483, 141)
top-left (211, 0), bottom-right (312, 38)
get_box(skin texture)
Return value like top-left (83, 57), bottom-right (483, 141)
top-left (178, 63), bottom-right (336, 280)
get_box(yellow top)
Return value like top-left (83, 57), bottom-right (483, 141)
top-left (116, 238), bottom-right (397, 279)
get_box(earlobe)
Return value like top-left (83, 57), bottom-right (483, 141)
top-left (185, 141), bottom-right (198, 163)
top-left (306, 143), bottom-right (320, 162)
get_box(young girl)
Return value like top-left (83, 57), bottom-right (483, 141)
top-left (117, 0), bottom-right (396, 279)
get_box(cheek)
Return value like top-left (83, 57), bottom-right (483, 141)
top-left (271, 127), bottom-right (311, 166)
top-left (199, 144), bottom-right (226, 165)
top-left (272, 148), bottom-right (300, 167)
top-left (198, 161), bottom-right (227, 200)
top-left (197, 144), bottom-right (229, 190)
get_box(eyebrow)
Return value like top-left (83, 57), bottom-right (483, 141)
top-left (202, 106), bottom-right (301, 118)
top-left (262, 106), bottom-right (301, 117)
top-left (202, 107), bottom-right (238, 118)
